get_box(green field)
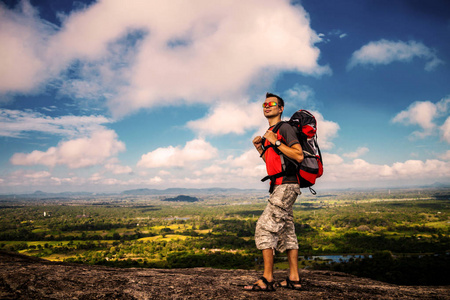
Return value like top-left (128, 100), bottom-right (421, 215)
top-left (0, 188), bottom-right (449, 284)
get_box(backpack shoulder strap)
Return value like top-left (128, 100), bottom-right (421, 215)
top-left (260, 121), bottom-right (286, 157)
top-left (260, 121), bottom-right (289, 193)
top-left (272, 121), bottom-right (285, 133)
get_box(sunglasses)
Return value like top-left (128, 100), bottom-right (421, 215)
top-left (262, 101), bottom-right (278, 108)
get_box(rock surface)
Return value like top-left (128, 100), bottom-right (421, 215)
top-left (1, 250), bottom-right (449, 299)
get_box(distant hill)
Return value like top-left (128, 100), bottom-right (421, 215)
top-left (121, 187), bottom-right (264, 195)
top-left (161, 195), bottom-right (199, 202)
top-left (32, 190), bottom-right (46, 195)
top-left (0, 187), bottom-right (266, 198)
top-left (426, 182), bottom-right (450, 188)
top-left (0, 191), bottom-right (98, 199)
top-left (3, 185), bottom-right (447, 198)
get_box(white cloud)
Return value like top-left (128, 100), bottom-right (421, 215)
top-left (348, 40), bottom-right (444, 71)
top-left (10, 129), bottom-right (125, 168)
top-left (186, 90), bottom-right (339, 141)
top-left (0, 1), bottom-right (57, 93)
top-left (0, 170), bottom-right (57, 187)
top-left (89, 172), bottom-right (103, 182)
top-left (283, 84), bottom-right (315, 105)
top-left (224, 149), bottom-right (267, 178)
top-left (193, 165), bottom-right (226, 177)
top-left (187, 101), bottom-right (265, 136)
top-left (311, 111), bottom-right (340, 150)
top-left (104, 162), bottom-right (133, 175)
top-left (23, 171), bottom-right (51, 179)
top-left (49, 176), bottom-right (85, 186)
top-left (322, 157), bottom-right (450, 186)
top-left (188, 148), bottom-right (267, 185)
top-left (439, 150), bottom-right (450, 161)
top-left (137, 139), bottom-right (218, 168)
top-left (440, 117), bottom-right (450, 143)
top-left (392, 101), bottom-right (437, 136)
top-left (121, 176), bottom-right (163, 185)
top-left (148, 176), bottom-right (163, 184)
top-left (322, 153), bottom-right (344, 165)
top-left (0, 109), bottom-right (110, 138)
top-left (143, 145), bottom-right (450, 189)
top-left (3, 148), bottom-right (449, 191)
top-left (0, 0), bottom-right (329, 117)
top-left (89, 174), bottom-right (163, 186)
top-left (106, 0), bottom-right (330, 116)
top-left (391, 159), bottom-right (448, 178)
top-left (343, 147), bottom-right (369, 159)
top-left (158, 170), bottom-right (171, 176)
top-left (392, 97), bottom-right (450, 141)
top-left (316, 29), bottom-right (347, 44)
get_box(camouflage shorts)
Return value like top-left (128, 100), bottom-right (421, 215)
top-left (255, 184), bottom-right (301, 252)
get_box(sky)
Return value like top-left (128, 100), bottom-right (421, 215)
top-left (0, 0), bottom-right (449, 194)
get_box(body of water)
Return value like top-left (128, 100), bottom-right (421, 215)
top-left (301, 255), bottom-right (372, 263)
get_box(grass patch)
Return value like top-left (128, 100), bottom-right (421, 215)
top-left (195, 229), bottom-right (212, 234)
top-left (138, 234), bottom-right (190, 242)
top-left (425, 221), bottom-right (450, 229)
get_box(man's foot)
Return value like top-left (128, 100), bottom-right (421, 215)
top-left (243, 276), bottom-right (276, 292)
top-left (276, 277), bottom-right (302, 290)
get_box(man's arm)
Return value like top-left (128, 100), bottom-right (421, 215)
top-left (279, 143), bottom-right (303, 163)
top-left (263, 130), bottom-right (303, 163)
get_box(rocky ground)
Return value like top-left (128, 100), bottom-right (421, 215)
top-left (1, 250), bottom-right (449, 299)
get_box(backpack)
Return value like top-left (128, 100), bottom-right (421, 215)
top-left (260, 110), bottom-right (323, 195)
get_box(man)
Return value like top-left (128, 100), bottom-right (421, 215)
top-left (244, 93), bottom-right (303, 292)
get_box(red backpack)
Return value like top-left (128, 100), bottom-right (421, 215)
top-left (261, 110), bottom-right (323, 194)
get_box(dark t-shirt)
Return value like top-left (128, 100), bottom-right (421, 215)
top-left (265, 122), bottom-right (299, 184)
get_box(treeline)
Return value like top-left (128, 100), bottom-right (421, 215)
top-left (162, 195), bottom-right (199, 202)
top-left (65, 251), bottom-right (257, 269)
top-left (329, 232), bottom-right (450, 254)
top-left (0, 228), bottom-right (151, 242)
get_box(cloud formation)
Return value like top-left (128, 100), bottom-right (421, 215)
top-left (187, 101), bottom-right (265, 136)
top-left (440, 150), bottom-right (450, 161)
top-left (284, 85), bottom-right (315, 104)
top-left (343, 147), bottom-right (369, 159)
top-left (323, 156), bottom-right (450, 187)
top-left (0, 1), bottom-right (57, 93)
top-left (0, 109), bottom-right (110, 138)
top-left (392, 96), bottom-right (450, 141)
top-left (104, 161), bottom-right (133, 175)
top-left (312, 111), bottom-right (340, 150)
top-left (441, 117), bottom-right (450, 143)
top-left (137, 139), bottom-right (218, 168)
top-left (0, 0), bottom-right (329, 117)
top-left (10, 129), bottom-right (125, 168)
top-left (348, 40), bottom-right (443, 71)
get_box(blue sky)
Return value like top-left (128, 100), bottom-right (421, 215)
top-left (0, 0), bottom-right (449, 193)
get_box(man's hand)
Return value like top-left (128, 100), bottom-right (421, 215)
top-left (253, 136), bottom-right (265, 161)
top-left (253, 136), bottom-right (263, 150)
top-left (263, 130), bottom-right (277, 145)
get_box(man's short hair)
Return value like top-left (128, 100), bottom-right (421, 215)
top-left (266, 92), bottom-right (284, 107)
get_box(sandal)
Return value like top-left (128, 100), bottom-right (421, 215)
top-left (276, 277), bottom-right (302, 290)
top-left (243, 276), bottom-right (276, 292)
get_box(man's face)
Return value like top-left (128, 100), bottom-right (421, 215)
top-left (263, 96), bottom-right (283, 118)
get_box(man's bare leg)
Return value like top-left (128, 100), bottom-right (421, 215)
top-left (262, 248), bottom-right (274, 282)
top-left (244, 248), bottom-right (274, 290)
top-left (287, 249), bottom-right (300, 281)
top-left (279, 249), bottom-right (301, 288)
